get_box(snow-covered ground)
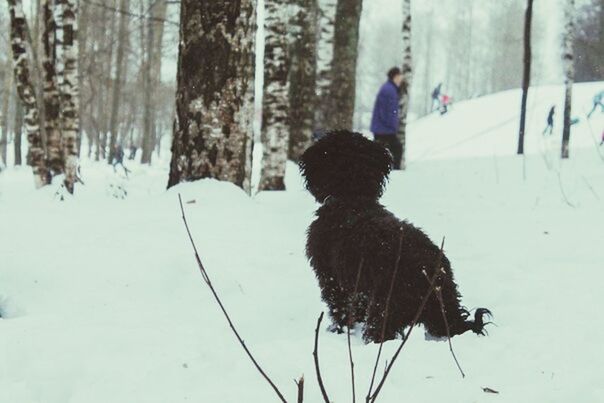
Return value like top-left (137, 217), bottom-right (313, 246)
top-left (1, 83), bottom-right (603, 402)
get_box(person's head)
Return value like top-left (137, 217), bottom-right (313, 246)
top-left (387, 67), bottom-right (403, 87)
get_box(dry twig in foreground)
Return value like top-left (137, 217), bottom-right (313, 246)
top-left (178, 195), bottom-right (288, 403)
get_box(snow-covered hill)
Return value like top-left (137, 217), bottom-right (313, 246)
top-left (1, 83), bottom-right (603, 402)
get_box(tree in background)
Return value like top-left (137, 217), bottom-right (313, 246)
top-left (57, 0), bottom-right (81, 193)
top-left (107, 0), bottom-right (130, 164)
top-left (259, 0), bottom-right (290, 191)
top-left (0, 62), bottom-right (12, 167)
top-left (6, 0), bottom-right (50, 187)
top-left (313, 0), bottom-right (336, 134)
top-left (41, 0), bottom-right (63, 175)
top-left (287, 0), bottom-right (318, 162)
top-left (517, 0), bottom-right (534, 156)
top-left (141, 0), bottom-right (168, 165)
top-left (167, 1), bottom-right (256, 192)
top-left (397, 0), bottom-right (412, 170)
top-left (574, 0), bottom-right (604, 82)
top-left (561, 0), bottom-right (575, 159)
top-left (14, 98), bottom-right (23, 166)
top-left (327, 0), bottom-right (362, 130)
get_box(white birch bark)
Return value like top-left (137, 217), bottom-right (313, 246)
top-left (0, 66), bottom-right (12, 167)
top-left (6, 0), bottom-right (50, 187)
top-left (167, 1), bottom-right (256, 193)
top-left (561, 0), bottom-right (575, 159)
top-left (41, 0), bottom-right (63, 175)
top-left (259, 0), bottom-right (290, 191)
top-left (288, 0), bottom-right (318, 162)
top-left (314, 0), bottom-right (336, 133)
top-left (56, 0), bottom-right (80, 193)
top-left (397, 0), bottom-right (413, 170)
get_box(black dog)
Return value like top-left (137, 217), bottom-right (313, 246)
top-left (300, 130), bottom-right (491, 343)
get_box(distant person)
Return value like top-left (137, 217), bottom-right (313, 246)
top-left (370, 67), bottom-right (403, 170)
top-left (439, 94), bottom-right (452, 115)
top-left (112, 144), bottom-right (130, 176)
top-left (431, 83), bottom-right (442, 111)
top-left (600, 129), bottom-right (604, 146)
top-left (543, 106), bottom-right (555, 135)
top-left (128, 145), bottom-right (137, 160)
top-left (587, 90), bottom-right (604, 118)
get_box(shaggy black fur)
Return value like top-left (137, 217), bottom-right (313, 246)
top-left (300, 130), bottom-right (491, 343)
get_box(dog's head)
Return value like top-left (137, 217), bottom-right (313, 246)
top-left (299, 130), bottom-right (392, 203)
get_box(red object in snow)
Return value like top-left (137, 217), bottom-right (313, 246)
top-left (441, 94), bottom-right (451, 105)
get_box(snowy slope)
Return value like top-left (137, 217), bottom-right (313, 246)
top-left (1, 83), bottom-right (604, 403)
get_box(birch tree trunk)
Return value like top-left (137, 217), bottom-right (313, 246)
top-left (14, 97), bottom-right (23, 165)
top-left (397, 0), bottom-right (412, 170)
top-left (76, 0), bottom-right (88, 155)
top-left (41, 0), bottom-right (63, 175)
top-left (314, 0), bottom-right (336, 133)
top-left (7, 0), bottom-right (50, 187)
top-left (0, 66), bottom-right (12, 167)
top-left (167, 0), bottom-right (256, 193)
top-left (327, 0), bottom-right (362, 130)
top-left (140, 0), bottom-right (156, 165)
top-left (107, 0), bottom-right (130, 163)
top-left (517, 0), bottom-right (533, 155)
top-left (288, 0), bottom-right (318, 162)
top-left (561, 0), bottom-right (575, 159)
top-left (140, 0), bottom-right (168, 164)
top-left (150, 0), bottom-right (168, 159)
top-left (259, 0), bottom-right (290, 191)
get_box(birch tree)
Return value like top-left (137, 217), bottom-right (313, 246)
top-left (517, 0), bottom-right (534, 155)
top-left (6, 0), bottom-right (50, 187)
top-left (0, 66), bottom-right (12, 167)
top-left (397, 0), bottom-right (412, 170)
top-left (14, 98), bottom-right (23, 165)
top-left (141, 0), bottom-right (156, 165)
top-left (288, 0), bottom-right (318, 162)
top-left (259, 0), bottom-right (290, 191)
top-left (167, 1), bottom-right (256, 192)
top-left (108, 0), bottom-right (130, 163)
top-left (328, 0), bottom-right (362, 130)
top-left (41, 0), bottom-right (63, 174)
top-left (561, 0), bottom-right (575, 159)
top-left (149, 0), bottom-right (168, 160)
top-left (313, 0), bottom-right (336, 133)
top-left (57, 0), bottom-right (80, 193)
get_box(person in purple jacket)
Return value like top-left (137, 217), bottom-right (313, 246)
top-left (371, 67), bottom-right (403, 169)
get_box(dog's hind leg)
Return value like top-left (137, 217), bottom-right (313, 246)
top-left (421, 280), bottom-right (492, 338)
top-left (318, 276), bottom-right (353, 333)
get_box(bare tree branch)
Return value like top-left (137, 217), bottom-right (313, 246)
top-left (347, 257), bottom-right (365, 403)
top-left (435, 288), bottom-right (466, 378)
top-left (178, 194), bottom-right (288, 403)
top-left (366, 228), bottom-right (404, 401)
top-left (313, 312), bottom-right (331, 403)
top-left (295, 376), bottom-right (304, 403)
top-left (369, 237), bottom-right (446, 403)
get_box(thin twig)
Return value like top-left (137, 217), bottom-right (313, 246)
top-left (366, 228), bottom-right (404, 401)
top-left (435, 288), bottom-right (466, 378)
top-left (347, 257), bottom-right (365, 403)
top-left (178, 195), bottom-right (287, 403)
top-left (369, 238), bottom-right (446, 403)
top-left (313, 312), bottom-right (331, 403)
top-left (557, 172), bottom-right (576, 208)
top-left (295, 376), bottom-right (304, 403)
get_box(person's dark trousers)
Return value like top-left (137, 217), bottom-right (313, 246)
top-left (374, 133), bottom-right (403, 170)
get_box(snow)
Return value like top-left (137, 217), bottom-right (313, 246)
top-left (1, 83), bottom-right (604, 402)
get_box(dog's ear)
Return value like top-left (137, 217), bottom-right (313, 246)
top-left (299, 130), bottom-right (392, 202)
